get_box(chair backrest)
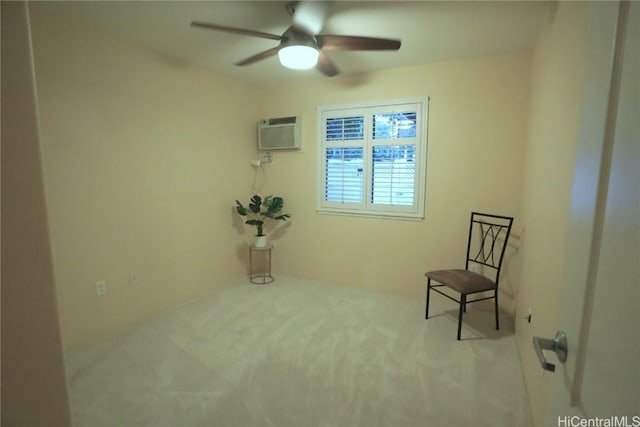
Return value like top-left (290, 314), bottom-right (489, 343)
top-left (465, 212), bottom-right (514, 286)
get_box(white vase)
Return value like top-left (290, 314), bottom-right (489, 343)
top-left (253, 235), bottom-right (267, 248)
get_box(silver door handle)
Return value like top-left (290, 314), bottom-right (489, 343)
top-left (533, 331), bottom-right (568, 372)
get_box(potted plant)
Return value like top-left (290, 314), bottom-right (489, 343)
top-left (235, 195), bottom-right (290, 247)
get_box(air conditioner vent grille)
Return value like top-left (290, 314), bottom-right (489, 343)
top-left (258, 116), bottom-right (301, 151)
top-left (267, 116), bottom-right (297, 125)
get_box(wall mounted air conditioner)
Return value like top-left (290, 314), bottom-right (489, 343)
top-left (258, 116), bottom-right (301, 151)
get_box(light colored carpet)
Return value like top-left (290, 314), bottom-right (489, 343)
top-left (65, 276), bottom-right (532, 427)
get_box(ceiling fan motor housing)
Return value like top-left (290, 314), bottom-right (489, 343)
top-left (280, 27), bottom-right (317, 50)
top-left (278, 27), bottom-right (319, 69)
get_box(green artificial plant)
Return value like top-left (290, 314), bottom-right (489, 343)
top-left (235, 195), bottom-right (290, 236)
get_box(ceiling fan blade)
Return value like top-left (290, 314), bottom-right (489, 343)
top-left (191, 21), bottom-right (283, 41)
top-left (235, 47), bottom-right (280, 66)
top-left (291, 0), bottom-right (327, 35)
top-left (316, 35), bottom-right (401, 51)
top-left (316, 51), bottom-right (340, 77)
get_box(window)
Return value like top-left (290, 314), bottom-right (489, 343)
top-left (317, 98), bottom-right (428, 219)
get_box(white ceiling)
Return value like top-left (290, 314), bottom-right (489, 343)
top-left (33, 1), bottom-right (555, 86)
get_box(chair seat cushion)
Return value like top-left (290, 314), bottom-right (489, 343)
top-left (425, 269), bottom-right (497, 294)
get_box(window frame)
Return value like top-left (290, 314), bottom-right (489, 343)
top-left (316, 97), bottom-right (429, 220)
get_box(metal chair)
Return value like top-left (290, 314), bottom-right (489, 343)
top-left (425, 212), bottom-right (514, 340)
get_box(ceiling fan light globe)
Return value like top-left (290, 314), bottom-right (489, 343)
top-left (278, 45), bottom-right (319, 70)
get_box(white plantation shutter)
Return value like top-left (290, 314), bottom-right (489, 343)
top-left (371, 145), bottom-right (416, 206)
top-left (318, 99), bottom-right (428, 218)
top-left (321, 111), bottom-right (366, 209)
top-left (325, 147), bottom-right (364, 203)
top-left (326, 116), bottom-right (364, 141)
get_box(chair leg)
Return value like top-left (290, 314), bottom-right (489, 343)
top-left (425, 278), bottom-right (431, 319)
top-left (494, 290), bottom-right (500, 330)
top-left (457, 294), bottom-right (466, 340)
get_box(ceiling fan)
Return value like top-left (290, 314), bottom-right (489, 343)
top-left (190, 1), bottom-right (401, 77)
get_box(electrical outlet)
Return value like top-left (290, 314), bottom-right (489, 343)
top-left (261, 152), bottom-right (274, 164)
top-left (96, 280), bottom-right (107, 297)
top-left (130, 272), bottom-right (139, 285)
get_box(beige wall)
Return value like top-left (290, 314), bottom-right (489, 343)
top-left (255, 54), bottom-right (530, 306)
top-left (1, 2), bottom-right (73, 425)
top-left (29, 5), bottom-right (258, 350)
top-left (515, 2), bottom-right (588, 426)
